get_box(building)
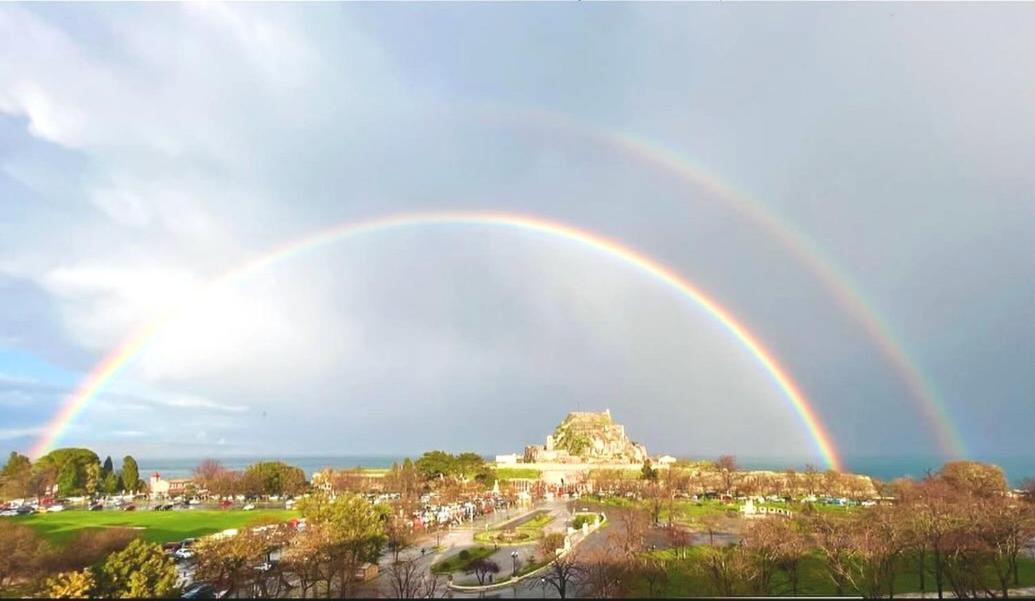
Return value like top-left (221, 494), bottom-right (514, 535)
top-left (149, 472), bottom-right (194, 498)
top-left (522, 410), bottom-right (649, 464)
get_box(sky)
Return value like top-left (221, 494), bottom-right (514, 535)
top-left (1, 3), bottom-right (1033, 464)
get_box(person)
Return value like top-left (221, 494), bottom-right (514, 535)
top-left (421, 547), bottom-right (426, 557)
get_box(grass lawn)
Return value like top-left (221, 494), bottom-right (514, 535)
top-left (495, 467), bottom-right (542, 480)
top-left (633, 547), bottom-right (1035, 597)
top-left (474, 511), bottom-right (554, 545)
top-left (430, 546), bottom-right (496, 575)
top-left (10, 509), bottom-right (298, 545)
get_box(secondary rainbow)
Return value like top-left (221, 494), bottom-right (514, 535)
top-left (480, 104), bottom-right (966, 458)
top-left (31, 211), bottom-right (842, 469)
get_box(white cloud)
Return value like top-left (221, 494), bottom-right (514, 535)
top-left (0, 426), bottom-right (44, 441)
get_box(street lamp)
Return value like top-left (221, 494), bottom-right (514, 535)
top-left (510, 551), bottom-right (519, 576)
top-left (540, 577), bottom-right (547, 599)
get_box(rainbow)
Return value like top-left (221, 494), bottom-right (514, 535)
top-left (480, 105), bottom-right (966, 459)
top-left (31, 211), bottom-right (843, 469)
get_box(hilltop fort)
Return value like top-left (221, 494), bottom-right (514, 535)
top-left (523, 409), bottom-right (649, 464)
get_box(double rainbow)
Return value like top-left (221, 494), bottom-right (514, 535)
top-left (30, 211), bottom-right (843, 469)
top-left (480, 104), bottom-right (965, 458)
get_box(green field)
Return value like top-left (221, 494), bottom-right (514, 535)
top-left (631, 547), bottom-right (1035, 597)
top-left (495, 467), bottom-right (542, 480)
top-left (474, 510), bottom-right (554, 545)
top-left (10, 509), bottom-right (298, 545)
top-left (430, 546), bottom-right (496, 575)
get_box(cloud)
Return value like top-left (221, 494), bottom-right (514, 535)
top-left (0, 426), bottom-right (44, 441)
top-left (1, 3), bottom-right (1032, 460)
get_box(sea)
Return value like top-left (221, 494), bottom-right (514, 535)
top-left (137, 454), bottom-right (1035, 487)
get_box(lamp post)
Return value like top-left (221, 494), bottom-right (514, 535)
top-left (540, 576), bottom-right (547, 599)
top-left (510, 550), bottom-right (519, 576)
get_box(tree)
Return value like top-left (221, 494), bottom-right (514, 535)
top-left (244, 461), bottom-right (307, 497)
top-left (939, 460), bottom-right (1008, 498)
top-left (46, 528), bottom-right (138, 575)
top-left (803, 463), bottom-right (821, 497)
top-left (121, 456), bottom-right (139, 494)
top-left (808, 513), bottom-right (859, 596)
top-left (1, 451), bottom-right (33, 499)
top-left (57, 462), bottom-right (80, 497)
top-left (101, 456), bottom-right (114, 479)
top-left (1020, 477), bottom-right (1035, 502)
top-left (613, 507), bottom-right (649, 558)
top-left (0, 521), bottom-right (49, 589)
top-left (385, 557), bottom-right (444, 598)
top-left (465, 557), bottom-right (500, 585)
top-left (192, 459), bottom-right (226, 492)
top-left (666, 527), bottom-right (695, 560)
top-left (578, 546), bottom-right (630, 598)
top-left (296, 492), bottom-right (387, 597)
top-left (715, 455), bottom-right (739, 495)
top-left (823, 469), bottom-right (845, 497)
top-left (541, 547), bottom-right (584, 599)
top-left (743, 518), bottom-right (787, 595)
top-left (385, 516), bottom-right (415, 564)
top-left (698, 544), bottom-right (749, 597)
top-left (641, 458), bottom-right (658, 482)
top-left (194, 526), bottom-right (288, 598)
top-left (639, 555), bottom-right (669, 597)
top-left (102, 471), bottom-right (120, 495)
top-left (853, 505), bottom-right (909, 598)
top-left (975, 496), bottom-right (1035, 596)
top-left (773, 521), bottom-right (810, 596)
top-left (415, 451), bottom-right (455, 480)
top-left (95, 538), bottom-right (179, 598)
top-left (44, 569), bottom-right (96, 598)
top-left (33, 448), bottom-right (100, 497)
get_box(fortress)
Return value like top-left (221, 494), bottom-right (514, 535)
top-left (523, 409), bottom-right (649, 464)
top-left (497, 410), bottom-right (665, 487)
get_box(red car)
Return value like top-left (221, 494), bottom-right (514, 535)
top-left (219, 500), bottom-right (233, 509)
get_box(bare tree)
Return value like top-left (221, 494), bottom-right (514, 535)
top-left (853, 505), bottom-right (909, 599)
top-left (464, 558), bottom-right (500, 585)
top-left (715, 455), bottom-right (739, 496)
top-left (666, 527), bottom-right (695, 560)
top-left (578, 546), bottom-right (630, 598)
top-left (541, 547), bottom-right (585, 599)
top-left (808, 513), bottom-right (859, 596)
top-left (384, 516), bottom-right (415, 564)
top-left (803, 464), bottom-right (821, 497)
top-left (385, 559), bottom-right (445, 598)
top-left (639, 555), bottom-right (668, 597)
top-left (697, 544), bottom-right (749, 597)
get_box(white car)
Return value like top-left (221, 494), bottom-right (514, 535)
top-left (174, 548), bottom-right (195, 560)
top-left (0, 510), bottom-right (17, 517)
top-left (47, 505), bottom-right (65, 512)
top-left (243, 504), bottom-right (255, 511)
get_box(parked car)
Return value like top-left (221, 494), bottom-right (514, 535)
top-left (219, 500), bottom-right (233, 509)
top-left (47, 504), bottom-right (65, 512)
top-left (122, 504), bottom-right (137, 512)
top-left (89, 503), bottom-right (104, 511)
top-left (174, 548), bottom-right (195, 561)
top-left (162, 542), bottom-right (182, 554)
top-left (0, 509), bottom-right (17, 517)
top-left (16, 505), bottom-right (33, 515)
top-left (181, 583), bottom-right (228, 599)
top-left (242, 504), bottom-right (255, 511)
top-left (181, 538), bottom-right (197, 548)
